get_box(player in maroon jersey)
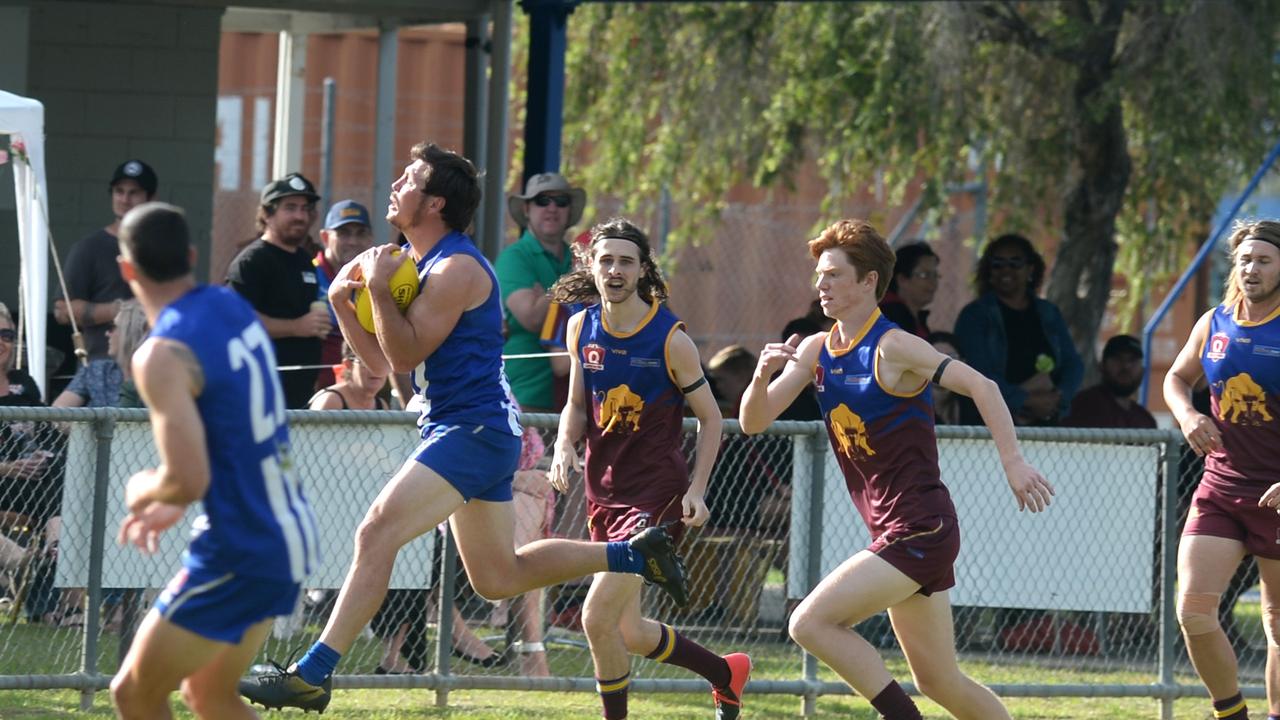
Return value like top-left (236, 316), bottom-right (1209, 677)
top-left (741, 219), bottom-right (1052, 720)
top-left (550, 218), bottom-right (751, 720)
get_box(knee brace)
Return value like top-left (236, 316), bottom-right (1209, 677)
top-left (1262, 594), bottom-right (1280, 647)
top-left (1176, 592), bottom-right (1221, 636)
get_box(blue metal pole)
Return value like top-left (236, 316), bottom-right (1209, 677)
top-left (521, 0), bottom-right (578, 182)
top-left (1139, 138), bottom-right (1280, 404)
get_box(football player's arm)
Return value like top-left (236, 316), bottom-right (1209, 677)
top-left (1164, 310), bottom-right (1220, 456)
top-left (882, 329), bottom-right (1054, 513)
top-left (739, 333), bottom-right (823, 435)
top-left (328, 249), bottom-right (392, 376)
top-left (669, 329), bottom-right (721, 504)
top-left (127, 338), bottom-right (210, 509)
top-left (374, 253), bottom-right (486, 374)
top-left (550, 311), bottom-right (587, 493)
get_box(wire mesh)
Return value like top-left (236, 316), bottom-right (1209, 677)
top-left (0, 405), bottom-right (1266, 714)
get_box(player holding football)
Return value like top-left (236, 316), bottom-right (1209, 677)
top-left (240, 144), bottom-right (689, 714)
top-left (740, 219), bottom-right (1053, 720)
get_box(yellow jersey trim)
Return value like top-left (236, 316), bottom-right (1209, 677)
top-left (601, 299), bottom-right (660, 338)
top-left (826, 309), bottom-right (881, 358)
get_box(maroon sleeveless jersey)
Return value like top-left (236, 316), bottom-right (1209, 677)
top-left (815, 310), bottom-right (956, 537)
top-left (572, 302), bottom-right (689, 509)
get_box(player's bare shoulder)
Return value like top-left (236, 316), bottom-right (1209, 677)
top-left (133, 336), bottom-right (204, 396)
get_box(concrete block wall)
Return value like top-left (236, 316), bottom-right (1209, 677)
top-left (23, 0), bottom-right (224, 288)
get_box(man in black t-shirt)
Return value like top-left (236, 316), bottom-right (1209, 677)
top-left (54, 160), bottom-right (158, 361)
top-left (226, 173), bottom-right (332, 408)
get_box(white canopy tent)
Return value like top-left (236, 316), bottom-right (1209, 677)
top-left (0, 90), bottom-right (48, 398)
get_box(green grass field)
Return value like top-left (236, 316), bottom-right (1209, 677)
top-left (0, 598), bottom-right (1267, 719)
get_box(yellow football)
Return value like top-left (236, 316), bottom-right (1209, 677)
top-left (354, 250), bottom-right (420, 333)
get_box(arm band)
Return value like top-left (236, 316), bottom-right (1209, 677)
top-left (932, 358), bottom-right (952, 385)
top-left (681, 376), bottom-right (707, 394)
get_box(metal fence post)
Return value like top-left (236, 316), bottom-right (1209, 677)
top-left (435, 525), bottom-right (458, 708)
top-left (80, 413), bottom-right (115, 710)
top-left (1158, 436), bottom-right (1182, 720)
top-left (801, 429), bottom-right (826, 718)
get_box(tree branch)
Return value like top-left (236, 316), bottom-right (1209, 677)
top-left (974, 2), bottom-right (1084, 65)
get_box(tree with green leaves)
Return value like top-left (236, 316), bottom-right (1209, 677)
top-left (561, 1), bottom-right (1280, 361)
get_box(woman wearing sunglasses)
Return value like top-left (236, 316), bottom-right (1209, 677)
top-left (953, 233), bottom-right (1083, 426)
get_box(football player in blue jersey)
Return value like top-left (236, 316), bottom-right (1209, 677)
top-left (110, 202), bottom-right (318, 720)
top-left (240, 145), bottom-right (689, 714)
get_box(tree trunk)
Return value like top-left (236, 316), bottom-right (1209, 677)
top-left (1045, 43), bottom-right (1131, 379)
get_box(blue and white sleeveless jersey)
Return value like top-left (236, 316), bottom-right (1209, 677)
top-left (150, 285), bottom-right (319, 582)
top-left (407, 232), bottom-right (521, 436)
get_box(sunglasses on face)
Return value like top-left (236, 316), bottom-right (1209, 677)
top-left (989, 257), bottom-right (1027, 271)
top-left (532, 194), bottom-right (572, 208)
top-left (0, 329), bottom-right (15, 342)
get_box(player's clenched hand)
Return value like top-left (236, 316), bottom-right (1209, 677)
top-left (681, 491), bottom-right (710, 527)
top-left (118, 502), bottom-right (185, 554)
top-left (549, 441), bottom-right (580, 494)
top-left (1004, 459), bottom-right (1054, 513)
top-left (364, 243), bottom-right (407, 286)
top-left (124, 468), bottom-right (160, 514)
top-left (1179, 412), bottom-right (1223, 457)
top-left (330, 254), bottom-right (368, 304)
top-left (1260, 483), bottom-right (1280, 513)
top-left (756, 333), bottom-right (804, 378)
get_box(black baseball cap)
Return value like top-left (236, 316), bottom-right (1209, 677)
top-left (261, 172), bottom-right (320, 206)
top-left (1102, 334), bottom-right (1143, 360)
top-left (110, 160), bottom-right (158, 197)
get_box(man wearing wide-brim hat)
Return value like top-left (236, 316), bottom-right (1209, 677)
top-left (496, 172), bottom-right (587, 412)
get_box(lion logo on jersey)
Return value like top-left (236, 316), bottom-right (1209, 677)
top-left (828, 403), bottom-right (876, 460)
top-left (597, 384), bottom-right (645, 434)
top-left (1219, 372), bottom-right (1273, 425)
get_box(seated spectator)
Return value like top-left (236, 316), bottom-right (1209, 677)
top-left (0, 303), bottom-right (64, 622)
top-left (111, 301), bottom-right (150, 409)
top-left (927, 331), bottom-right (967, 425)
top-left (1063, 334), bottom-right (1155, 429)
top-left (879, 241), bottom-right (938, 337)
top-left (955, 233), bottom-right (1083, 426)
top-left (308, 344), bottom-right (390, 411)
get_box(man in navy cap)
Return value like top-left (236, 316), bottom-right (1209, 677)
top-left (313, 199), bottom-right (373, 388)
top-left (54, 159), bottom-right (159, 365)
top-left (226, 172), bottom-right (331, 408)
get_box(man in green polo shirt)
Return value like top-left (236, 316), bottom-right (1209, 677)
top-left (497, 173), bottom-right (586, 411)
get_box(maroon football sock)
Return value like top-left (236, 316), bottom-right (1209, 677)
top-left (870, 680), bottom-right (923, 720)
top-left (645, 624), bottom-right (731, 688)
top-left (596, 673), bottom-right (629, 720)
top-left (1212, 691), bottom-right (1247, 719)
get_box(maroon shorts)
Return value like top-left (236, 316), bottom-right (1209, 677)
top-left (869, 515), bottom-right (960, 596)
top-left (587, 494), bottom-right (685, 544)
top-left (1183, 481), bottom-right (1280, 560)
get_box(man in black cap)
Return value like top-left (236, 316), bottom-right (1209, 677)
top-left (54, 159), bottom-right (159, 364)
top-left (225, 172), bottom-right (332, 408)
top-left (1062, 334), bottom-right (1155, 428)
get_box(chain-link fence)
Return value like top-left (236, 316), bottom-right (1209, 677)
top-left (0, 405), bottom-right (1262, 717)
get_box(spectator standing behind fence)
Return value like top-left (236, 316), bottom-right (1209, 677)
top-left (109, 202), bottom-right (318, 720)
top-left (312, 201), bottom-right (374, 391)
top-left (954, 233), bottom-right (1083, 426)
top-left (1163, 219), bottom-right (1280, 720)
top-left (740, 218), bottom-right (1054, 720)
top-left (1063, 334), bottom-right (1155, 429)
top-left (878, 241), bottom-right (939, 338)
top-left (226, 173), bottom-right (331, 409)
top-left (497, 173), bottom-right (586, 412)
top-left (548, 218), bottom-right (750, 720)
top-left (53, 160), bottom-right (156, 368)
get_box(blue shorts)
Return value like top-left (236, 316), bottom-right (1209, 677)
top-left (154, 565), bottom-right (300, 644)
top-left (414, 423), bottom-right (521, 502)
